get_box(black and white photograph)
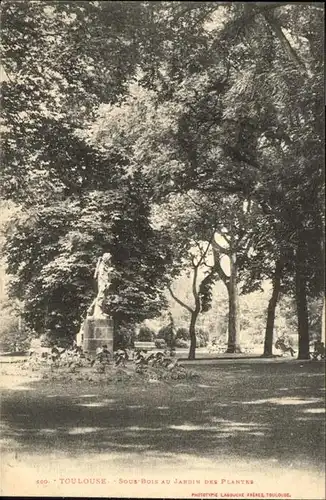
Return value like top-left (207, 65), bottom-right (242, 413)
top-left (0, 1), bottom-right (325, 498)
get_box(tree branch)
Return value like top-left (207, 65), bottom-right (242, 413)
top-left (196, 237), bottom-right (214, 268)
top-left (212, 235), bottom-right (230, 256)
top-left (168, 285), bottom-right (193, 314)
top-left (260, 10), bottom-right (306, 71)
top-left (212, 248), bottom-right (229, 284)
top-left (185, 191), bottom-right (207, 214)
top-left (220, 232), bottom-right (231, 246)
top-left (240, 232), bottom-right (255, 256)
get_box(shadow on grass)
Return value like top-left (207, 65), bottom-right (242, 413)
top-left (1, 360), bottom-right (325, 471)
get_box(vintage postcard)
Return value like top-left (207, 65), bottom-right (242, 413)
top-left (0, 1), bottom-right (325, 498)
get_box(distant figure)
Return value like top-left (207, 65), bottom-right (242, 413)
top-left (275, 337), bottom-right (296, 357)
top-left (311, 341), bottom-right (325, 360)
top-left (87, 253), bottom-right (114, 318)
top-left (167, 312), bottom-right (177, 350)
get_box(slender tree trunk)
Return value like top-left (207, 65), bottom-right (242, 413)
top-left (263, 259), bottom-right (283, 357)
top-left (295, 234), bottom-right (310, 359)
top-left (113, 316), bottom-right (120, 351)
top-left (44, 303), bottom-right (49, 333)
top-left (226, 253), bottom-right (241, 353)
top-left (188, 310), bottom-right (199, 360)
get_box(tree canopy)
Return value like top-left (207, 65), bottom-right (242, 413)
top-left (0, 1), bottom-right (324, 358)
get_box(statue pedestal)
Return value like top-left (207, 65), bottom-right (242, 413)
top-left (82, 316), bottom-right (114, 356)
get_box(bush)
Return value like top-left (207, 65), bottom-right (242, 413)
top-left (155, 338), bottom-right (167, 349)
top-left (40, 332), bottom-right (55, 347)
top-left (133, 350), bottom-right (199, 381)
top-left (157, 324), bottom-right (176, 347)
top-left (175, 338), bottom-right (189, 348)
top-left (113, 349), bottom-right (129, 366)
top-left (0, 314), bottom-right (31, 353)
top-left (22, 345), bottom-right (200, 384)
top-left (156, 326), bottom-right (166, 339)
top-left (176, 327), bottom-right (189, 341)
top-left (196, 328), bottom-right (209, 347)
top-left (195, 336), bottom-right (203, 348)
top-left (116, 323), bottom-right (136, 349)
top-left (138, 325), bottom-right (155, 342)
top-left (40, 331), bottom-right (72, 349)
top-left (174, 327), bottom-right (209, 347)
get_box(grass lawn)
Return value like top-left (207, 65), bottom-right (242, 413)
top-left (0, 359), bottom-right (325, 498)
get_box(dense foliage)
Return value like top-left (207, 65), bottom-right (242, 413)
top-left (0, 2), bottom-right (324, 359)
top-left (3, 182), bottom-right (171, 343)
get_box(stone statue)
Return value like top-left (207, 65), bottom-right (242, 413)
top-left (87, 252), bottom-right (114, 319)
top-left (76, 252), bottom-right (115, 352)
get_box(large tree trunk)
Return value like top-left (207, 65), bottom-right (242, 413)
top-left (188, 310), bottom-right (199, 360)
top-left (295, 235), bottom-right (310, 360)
top-left (263, 258), bottom-right (283, 357)
top-left (226, 253), bottom-right (241, 353)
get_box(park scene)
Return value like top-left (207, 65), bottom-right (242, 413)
top-left (0, 2), bottom-right (325, 499)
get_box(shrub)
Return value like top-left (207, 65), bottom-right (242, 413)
top-left (40, 332), bottom-right (55, 347)
top-left (155, 338), bottom-right (167, 349)
top-left (116, 323), bottom-right (136, 349)
top-left (0, 312), bottom-right (30, 353)
top-left (113, 349), bottom-right (129, 366)
top-left (176, 327), bottom-right (189, 341)
top-left (157, 324), bottom-right (176, 347)
top-left (40, 331), bottom-right (72, 348)
top-left (196, 328), bottom-right (209, 347)
top-left (195, 336), bottom-right (203, 347)
top-left (0, 327), bottom-right (30, 353)
top-left (208, 337), bottom-right (226, 352)
top-left (24, 343), bottom-right (90, 373)
top-left (156, 327), bottom-right (166, 339)
top-left (22, 344), bottom-right (200, 384)
top-left (175, 338), bottom-right (189, 348)
top-left (133, 350), bottom-right (199, 381)
top-left (138, 325), bottom-right (155, 342)
top-left (174, 328), bottom-right (209, 347)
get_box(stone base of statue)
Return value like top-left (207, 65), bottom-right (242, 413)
top-left (82, 315), bottom-right (114, 357)
top-left (78, 255), bottom-right (114, 356)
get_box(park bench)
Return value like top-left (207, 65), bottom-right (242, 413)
top-left (134, 341), bottom-right (156, 351)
